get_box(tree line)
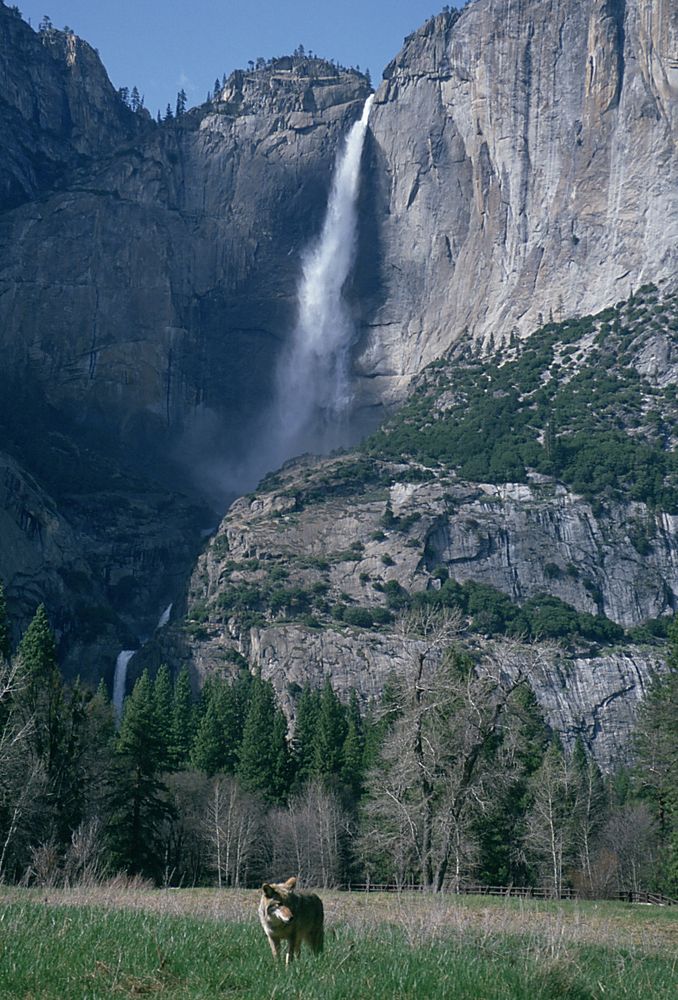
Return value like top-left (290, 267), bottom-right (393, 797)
top-left (0, 588), bottom-right (675, 895)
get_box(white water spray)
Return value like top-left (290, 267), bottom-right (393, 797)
top-left (113, 649), bottom-right (136, 724)
top-left (157, 603), bottom-right (172, 629)
top-left (270, 94), bottom-right (374, 461)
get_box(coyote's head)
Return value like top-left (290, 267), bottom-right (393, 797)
top-left (261, 876), bottom-right (297, 926)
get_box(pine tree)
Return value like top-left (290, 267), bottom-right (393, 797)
top-left (313, 679), bottom-right (347, 782)
top-left (175, 88), bottom-right (187, 117)
top-left (109, 671), bottom-right (173, 878)
top-left (213, 77), bottom-right (221, 100)
top-left (152, 664), bottom-right (174, 768)
top-left (292, 684), bottom-right (320, 788)
top-left (164, 103), bottom-right (173, 121)
top-left (130, 85), bottom-right (141, 112)
top-left (190, 679), bottom-right (239, 776)
top-left (0, 582), bottom-right (10, 661)
top-left (171, 667), bottom-right (195, 767)
top-left (270, 708), bottom-right (292, 803)
top-left (474, 683), bottom-right (549, 885)
top-left (17, 604), bottom-right (63, 769)
top-left (341, 690), bottom-right (364, 799)
top-left (17, 603), bottom-right (56, 680)
top-left (236, 677), bottom-right (278, 799)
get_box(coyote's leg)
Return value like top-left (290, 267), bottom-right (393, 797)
top-left (266, 934), bottom-right (280, 960)
top-left (310, 926), bottom-right (324, 954)
top-left (285, 935), bottom-right (298, 966)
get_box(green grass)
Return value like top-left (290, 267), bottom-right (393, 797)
top-left (0, 890), bottom-right (676, 998)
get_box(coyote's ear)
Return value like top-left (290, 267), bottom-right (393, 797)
top-left (262, 883), bottom-right (276, 898)
top-left (284, 877), bottom-right (297, 889)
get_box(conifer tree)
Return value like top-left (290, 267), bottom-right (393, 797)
top-left (313, 678), bottom-right (347, 781)
top-left (473, 682), bottom-right (549, 884)
top-left (292, 684), bottom-right (320, 789)
top-left (17, 604), bottom-right (63, 770)
top-left (270, 707), bottom-right (292, 803)
top-left (362, 673), bottom-right (401, 772)
top-left (171, 667), bottom-right (195, 767)
top-left (341, 690), bottom-right (365, 799)
top-left (152, 664), bottom-right (174, 768)
top-left (81, 680), bottom-right (117, 819)
top-left (190, 680), bottom-right (239, 776)
top-left (231, 670), bottom-right (253, 743)
top-left (109, 670), bottom-right (173, 878)
top-left (175, 88), bottom-right (187, 116)
top-left (236, 677), bottom-right (278, 799)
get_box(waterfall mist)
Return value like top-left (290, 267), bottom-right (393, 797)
top-left (196, 95), bottom-right (374, 503)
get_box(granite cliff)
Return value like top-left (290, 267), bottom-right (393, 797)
top-left (0, 0), bottom-right (676, 755)
top-left (177, 285), bottom-right (677, 766)
top-left (355, 0), bottom-right (678, 409)
top-left (0, 3), bottom-right (369, 670)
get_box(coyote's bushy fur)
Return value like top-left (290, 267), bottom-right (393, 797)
top-left (258, 876), bottom-right (324, 964)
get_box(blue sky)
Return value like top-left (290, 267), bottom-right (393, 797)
top-left (19, 2), bottom-right (462, 118)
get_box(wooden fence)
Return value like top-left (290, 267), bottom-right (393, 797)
top-left (336, 882), bottom-right (677, 906)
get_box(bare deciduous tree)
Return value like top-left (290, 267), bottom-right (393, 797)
top-left (203, 775), bottom-right (264, 888)
top-left (592, 803), bottom-right (659, 895)
top-left (0, 656), bottom-right (42, 881)
top-left (361, 613), bottom-right (528, 891)
top-left (522, 742), bottom-right (576, 897)
top-left (269, 780), bottom-right (350, 888)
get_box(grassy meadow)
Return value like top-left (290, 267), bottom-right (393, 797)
top-left (0, 885), bottom-right (676, 999)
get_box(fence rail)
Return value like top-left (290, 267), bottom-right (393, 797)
top-left (336, 883), bottom-right (677, 906)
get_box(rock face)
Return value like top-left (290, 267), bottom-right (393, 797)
top-left (0, 5), bottom-right (368, 676)
top-left (239, 628), bottom-right (659, 772)
top-left (355, 0), bottom-right (678, 408)
top-left (0, 8), bottom-right (142, 210)
top-left (0, 7), bottom-right (371, 483)
top-left (0, 446), bottom-right (207, 685)
top-left (2, 1), bottom-right (676, 482)
top-left (178, 449), bottom-right (670, 767)
top-left (202, 466), bottom-right (678, 627)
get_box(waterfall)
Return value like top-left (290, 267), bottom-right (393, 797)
top-left (113, 649), bottom-right (136, 724)
top-left (157, 603), bottom-right (172, 629)
top-left (269, 94), bottom-right (374, 463)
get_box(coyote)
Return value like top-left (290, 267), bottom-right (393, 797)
top-left (258, 876), bottom-right (324, 964)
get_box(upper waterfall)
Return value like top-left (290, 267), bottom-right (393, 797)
top-left (268, 94), bottom-right (374, 464)
top-left (206, 94), bottom-right (374, 496)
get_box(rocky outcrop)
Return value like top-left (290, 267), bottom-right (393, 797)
top-left (356, 0), bottom-right (678, 408)
top-left (0, 5), bottom-right (142, 210)
top-left (0, 446), bottom-right (207, 685)
top-left (191, 454), bottom-right (678, 629)
top-left (177, 446), bottom-right (672, 766)
top-left (186, 613), bottom-right (660, 771)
